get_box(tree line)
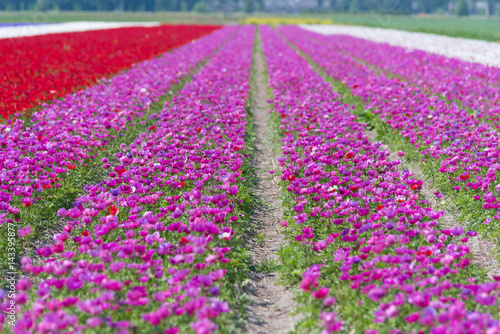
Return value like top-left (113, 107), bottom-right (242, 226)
top-left (330, 0), bottom-right (498, 15)
top-left (0, 0), bottom-right (498, 15)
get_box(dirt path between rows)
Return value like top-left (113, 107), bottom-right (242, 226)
top-left (244, 36), bottom-right (301, 334)
top-left (368, 130), bottom-right (500, 278)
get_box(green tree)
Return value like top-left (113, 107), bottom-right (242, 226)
top-left (456, 0), bottom-right (469, 16)
top-left (145, 0), bottom-right (155, 11)
top-left (397, 0), bottom-right (412, 14)
top-left (193, 0), bottom-right (206, 11)
top-left (349, 0), bottom-right (359, 12)
top-left (243, 0), bottom-right (254, 13)
top-left (255, 0), bottom-right (263, 11)
top-left (487, 0), bottom-right (497, 15)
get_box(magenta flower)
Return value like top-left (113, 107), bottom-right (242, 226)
top-left (405, 312), bottom-right (420, 323)
top-left (17, 226), bottom-right (31, 238)
top-left (312, 287), bottom-right (330, 299)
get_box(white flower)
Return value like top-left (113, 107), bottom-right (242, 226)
top-left (218, 232), bottom-right (231, 240)
top-left (328, 185), bottom-right (338, 192)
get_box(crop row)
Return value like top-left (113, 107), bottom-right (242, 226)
top-left (0, 22), bottom-right (159, 39)
top-left (2, 25), bottom-right (255, 333)
top-left (279, 26), bottom-right (500, 241)
top-left (302, 25), bottom-right (500, 68)
top-left (261, 25), bottom-right (500, 333)
top-left (303, 31), bottom-right (500, 127)
top-left (0, 26), bottom-right (234, 268)
top-left (0, 24), bottom-right (220, 117)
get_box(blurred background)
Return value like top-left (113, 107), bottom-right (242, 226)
top-left (0, 0), bottom-right (497, 16)
top-left (0, 0), bottom-right (499, 41)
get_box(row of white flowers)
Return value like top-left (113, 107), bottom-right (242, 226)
top-left (0, 21), bottom-right (160, 40)
top-left (303, 24), bottom-right (500, 67)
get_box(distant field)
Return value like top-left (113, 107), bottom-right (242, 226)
top-left (0, 11), bottom-right (499, 42)
top-left (0, 10), bottom-right (242, 24)
top-left (328, 13), bottom-right (500, 42)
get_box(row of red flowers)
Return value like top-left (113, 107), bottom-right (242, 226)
top-left (0, 24), bottom-right (220, 118)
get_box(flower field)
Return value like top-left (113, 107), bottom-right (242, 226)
top-left (0, 23), bottom-right (219, 116)
top-left (1, 21), bottom-right (500, 334)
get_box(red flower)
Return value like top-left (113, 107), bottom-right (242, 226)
top-left (68, 165), bottom-right (76, 170)
top-left (287, 175), bottom-right (296, 181)
top-left (0, 25), bottom-right (221, 117)
top-left (376, 205), bottom-right (385, 211)
top-left (281, 113), bottom-right (286, 118)
top-left (417, 249), bottom-right (432, 257)
top-left (344, 152), bottom-right (354, 159)
top-left (149, 125), bottom-right (157, 131)
top-left (117, 168), bottom-right (127, 175)
top-left (107, 205), bottom-right (118, 216)
top-left (460, 174), bottom-right (469, 181)
top-left (81, 230), bottom-right (90, 236)
top-left (180, 237), bottom-right (188, 244)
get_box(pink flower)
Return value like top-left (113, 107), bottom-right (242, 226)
top-left (280, 220), bottom-right (289, 227)
top-left (16, 279), bottom-right (31, 291)
top-left (18, 226), bottom-right (31, 238)
top-left (385, 305), bottom-right (399, 318)
top-left (312, 287), bottom-right (330, 299)
top-left (405, 312), bottom-right (420, 323)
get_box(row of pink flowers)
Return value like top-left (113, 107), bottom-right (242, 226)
top-left (308, 32), bottom-right (500, 127)
top-left (261, 25), bottom-right (500, 333)
top-left (280, 26), bottom-right (500, 231)
top-left (0, 26), bottom-right (233, 222)
top-left (2, 26), bottom-right (255, 333)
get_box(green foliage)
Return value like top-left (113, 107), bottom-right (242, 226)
top-left (255, 0), bottom-right (264, 11)
top-left (243, 0), bottom-right (255, 13)
top-left (456, 0), bottom-right (469, 16)
top-left (193, 0), bottom-right (207, 12)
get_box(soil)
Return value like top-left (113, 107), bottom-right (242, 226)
top-left (244, 37), bottom-right (302, 334)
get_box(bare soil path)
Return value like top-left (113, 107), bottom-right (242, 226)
top-left (244, 35), bottom-right (301, 334)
